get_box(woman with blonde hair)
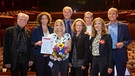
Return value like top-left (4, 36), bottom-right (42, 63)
top-left (50, 19), bottom-right (71, 76)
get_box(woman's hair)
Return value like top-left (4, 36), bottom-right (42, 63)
top-left (71, 18), bottom-right (86, 34)
top-left (36, 12), bottom-right (52, 25)
top-left (92, 17), bottom-right (108, 37)
top-left (53, 19), bottom-right (65, 33)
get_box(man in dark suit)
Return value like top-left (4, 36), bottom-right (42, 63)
top-left (3, 13), bottom-right (33, 76)
top-left (62, 6), bottom-right (74, 37)
top-left (107, 7), bottom-right (132, 76)
top-left (62, 6), bottom-right (74, 76)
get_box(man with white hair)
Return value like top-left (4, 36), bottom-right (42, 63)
top-left (3, 13), bottom-right (33, 76)
top-left (63, 6), bottom-right (74, 37)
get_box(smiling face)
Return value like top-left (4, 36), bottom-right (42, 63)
top-left (17, 13), bottom-right (29, 28)
top-left (75, 21), bottom-right (83, 33)
top-left (63, 7), bottom-right (73, 20)
top-left (40, 15), bottom-right (49, 26)
top-left (94, 20), bottom-right (102, 33)
top-left (84, 12), bottom-right (93, 25)
top-left (92, 17), bottom-right (108, 37)
top-left (54, 19), bottom-right (65, 33)
top-left (55, 22), bottom-right (63, 32)
top-left (108, 8), bottom-right (118, 22)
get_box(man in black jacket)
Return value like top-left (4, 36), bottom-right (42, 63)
top-left (3, 13), bottom-right (33, 76)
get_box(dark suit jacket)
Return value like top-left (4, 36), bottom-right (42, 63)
top-left (31, 25), bottom-right (53, 56)
top-left (69, 32), bottom-right (90, 66)
top-left (63, 19), bottom-right (74, 36)
top-left (3, 25), bottom-right (33, 70)
top-left (90, 34), bottom-right (113, 68)
top-left (106, 21), bottom-right (132, 62)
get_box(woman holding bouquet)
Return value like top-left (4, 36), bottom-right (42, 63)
top-left (69, 18), bottom-right (90, 76)
top-left (50, 19), bottom-right (72, 76)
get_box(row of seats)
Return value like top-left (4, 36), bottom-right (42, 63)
top-left (127, 41), bottom-right (135, 70)
top-left (1, 9), bottom-right (135, 22)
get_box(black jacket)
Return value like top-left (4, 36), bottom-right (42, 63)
top-left (69, 32), bottom-right (90, 66)
top-left (3, 25), bottom-right (34, 70)
top-left (90, 34), bottom-right (113, 68)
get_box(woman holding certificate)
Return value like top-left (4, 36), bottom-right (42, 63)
top-left (50, 19), bottom-right (72, 76)
top-left (31, 12), bottom-right (53, 76)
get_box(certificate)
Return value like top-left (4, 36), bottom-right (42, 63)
top-left (40, 36), bottom-right (53, 54)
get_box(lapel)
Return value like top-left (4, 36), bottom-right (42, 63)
top-left (117, 22), bottom-right (122, 41)
top-left (39, 25), bottom-right (44, 37)
top-left (13, 26), bottom-right (18, 46)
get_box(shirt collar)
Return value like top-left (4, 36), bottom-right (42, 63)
top-left (108, 21), bottom-right (118, 27)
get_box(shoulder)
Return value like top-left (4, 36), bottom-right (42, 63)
top-left (5, 26), bottom-right (15, 31)
top-left (64, 33), bottom-right (71, 38)
top-left (102, 34), bottom-right (112, 40)
top-left (32, 25), bottom-right (41, 33)
top-left (50, 33), bottom-right (55, 36)
top-left (48, 26), bottom-right (53, 32)
top-left (63, 33), bottom-right (71, 40)
top-left (103, 34), bottom-right (111, 37)
top-left (106, 22), bottom-right (110, 26)
top-left (64, 33), bottom-right (71, 36)
top-left (34, 25), bottom-right (41, 30)
top-left (48, 26), bottom-right (53, 29)
top-left (25, 28), bottom-right (31, 34)
top-left (117, 21), bottom-right (127, 27)
top-left (83, 33), bottom-right (89, 38)
top-left (5, 26), bottom-right (16, 34)
top-left (117, 22), bottom-right (129, 29)
top-left (71, 19), bottom-right (74, 22)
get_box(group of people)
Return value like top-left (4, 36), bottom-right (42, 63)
top-left (3, 6), bottom-right (132, 76)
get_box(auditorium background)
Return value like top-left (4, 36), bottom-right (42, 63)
top-left (0, 0), bottom-right (135, 75)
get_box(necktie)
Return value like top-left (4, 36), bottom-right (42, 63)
top-left (67, 21), bottom-right (72, 36)
top-left (17, 30), bottom-right (27, 52)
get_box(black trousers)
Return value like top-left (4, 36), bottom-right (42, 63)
top-left (34, 56), bottom-right (52, 76)
top-left (70, 67), bottom-right (85, 76)
top-left (83, 64), bottom-right (89, 76)
top-left (90, 56), bottom-right (108, 76)
top-left (11, 56), bottom-right (29, 76)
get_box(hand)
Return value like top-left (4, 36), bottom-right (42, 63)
top-left (84, 32), bottom-right (88, 34)
top-left (115, 42), bottom-right (124, 48)
top-left (81, 65), bottom-right (86, 70)
top-left (35, 41), bottom-right (42, 46)
top-left (28, 61), bottom-right (33, 67)
top-left (69, 63), bottom-right (72, 67)
top-left (5, 64), bottom-right (11, 68)
top-left (53, 55), bottom-right (58, 59)
top-left (108, 68), bottom-right (113, 74)
top-left (65, 50), bottom-right (68, 54)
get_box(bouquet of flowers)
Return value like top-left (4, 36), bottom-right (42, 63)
top-left (52, 43), bottom-right (67, 61)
